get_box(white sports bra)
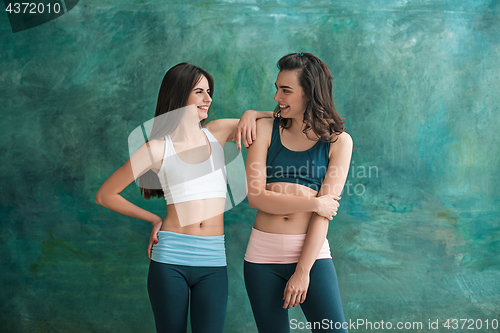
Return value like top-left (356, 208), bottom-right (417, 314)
top-left (157, 128), bottom-right (227, 205)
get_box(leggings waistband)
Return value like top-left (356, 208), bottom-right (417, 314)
top-left (244, 227), bottom-right (332, 264)
top-left (151, 231), bottom-right (226, 266)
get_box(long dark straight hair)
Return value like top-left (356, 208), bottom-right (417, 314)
top-left (139, 63), bottom-right (214, 199)
top-left (274, 52), bottom-right (345, 142)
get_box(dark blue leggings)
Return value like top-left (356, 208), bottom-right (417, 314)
top-left (244, 259), bottom-right (348, 333)
top-left (147, 260), bottom-right (228, 333)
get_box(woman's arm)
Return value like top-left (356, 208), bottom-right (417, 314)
top-left (283, 132), bottom-right (353, 309)
top-left (95, 139), bottom-right (165, 258)
top-left (204, 110), bottom-right (273, 150)
top-left (245, 119), bottom-right (341, 217)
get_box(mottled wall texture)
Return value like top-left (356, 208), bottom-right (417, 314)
top-left (1, 0), bottom-right (499, 332)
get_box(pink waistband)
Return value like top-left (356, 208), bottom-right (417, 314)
top-left (244, 227), bottom-right (332, 264)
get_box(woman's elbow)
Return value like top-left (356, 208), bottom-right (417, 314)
top-left (247, 195), bottom-right (256, 209)
top-left (246, 193), bottom-right (260, 209)
top-left (95, 191), bottom-right (105, 206)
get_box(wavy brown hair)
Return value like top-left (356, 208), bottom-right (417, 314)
top-left (274, 52), bottom-right (344, 142)
top-left (139, 63), bottom-right (214, 199)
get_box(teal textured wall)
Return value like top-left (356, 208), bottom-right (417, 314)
top-left (1, 0), bottom-right (499, 332)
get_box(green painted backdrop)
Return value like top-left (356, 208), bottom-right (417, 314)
top-left (1, 0), bottom-right (499, 332)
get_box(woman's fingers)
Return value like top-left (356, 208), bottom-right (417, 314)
top-left (148, 220), bottom-right (162, 259)
top-left (283, 286), bottom-right (305, 308)
top-left (284, 291), bottom-right (304, 308)
top-left (288, 292), bottom-right (298, 308)
top-left (148, 240), bottom-right (153, 260)
top-left (293, 293), bottom-right (304, 307)
top-left (237, 125), bottom-right (257, 149)
top-left (148, 236), bottom-right (157, 259)
top-left (247, 127), bottom-right (254, 146)
top-left (241, 125), bottom-right (255, 148)
top-left (288, 294), bottom-right (298, 309)
top-left (283, 288), bottom-right (293, 308)
top-left (283, 284), bottom-right (290, 307)
top-left (242, 128), bottom-right (249, 148)
top-left (299, 292), bottom-right (306, 304)
top-left (322, 194), bottom-right (341, 218)
top-left (235, 129), bottom-right (242, 151)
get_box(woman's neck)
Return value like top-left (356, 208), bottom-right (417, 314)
top-left (286, 116), bottom-right (319, 141)
top-left (170, 122), bottom-right (204, 142)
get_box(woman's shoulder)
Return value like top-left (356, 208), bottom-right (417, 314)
top-left (254, 117), bottom-right (274, 141)
top-left (147, 138), bottom-right (166, 148)
top-left (329, 131), bottom-right (353, 152)
top-left (257, 117), bottom-right (275, 131)
top-left (127, 138), bottom-right (166, 175)
top-left (142, 138), bottom-right (166, 159)
top-left (335, 131), bottom-right (352, 144)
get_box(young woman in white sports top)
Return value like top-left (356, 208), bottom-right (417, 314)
top-left (95, 63), bottom-right (273, 333)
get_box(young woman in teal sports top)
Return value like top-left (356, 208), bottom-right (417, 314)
top-left (95, 63), bottom-right (273, 333)
top-left (245, 53), bottom-right (353, 332)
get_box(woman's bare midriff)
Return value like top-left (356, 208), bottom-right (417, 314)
top-left (160, 198), bottom-right (225, 236)
top-left (253, 182), bottom-right (318, 234)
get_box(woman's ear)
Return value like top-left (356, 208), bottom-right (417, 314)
top-left (303, 91), bottom-right (311, 103)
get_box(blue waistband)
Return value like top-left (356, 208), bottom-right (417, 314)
top-left (151, 231), bottom-right (226, 267)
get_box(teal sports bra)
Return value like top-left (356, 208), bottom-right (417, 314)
top-left (266, 118), bottom-right (330, 192)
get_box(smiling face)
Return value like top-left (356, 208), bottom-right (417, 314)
top-left (274, 70), bottom-right (309, 120)
top-left (186, 75), bottom-right (212, 121)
